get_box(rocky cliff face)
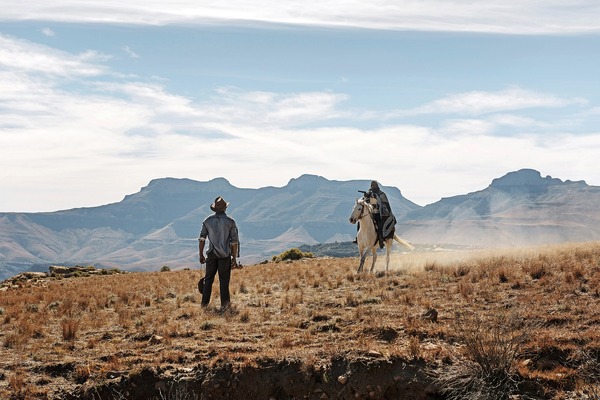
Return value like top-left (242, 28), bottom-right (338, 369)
top-left (490, 168), bottom-right (564, 189)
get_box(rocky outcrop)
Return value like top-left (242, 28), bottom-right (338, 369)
top-left (1, 265), bottom-right (125, 290)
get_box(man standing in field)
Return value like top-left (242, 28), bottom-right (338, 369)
top-left (198, 196), bottom-right (239, 311)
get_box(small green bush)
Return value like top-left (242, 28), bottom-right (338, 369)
top-left (160, 265), bottom-right (171, 272)
top-left (272, 248), bottom-right (314, 262)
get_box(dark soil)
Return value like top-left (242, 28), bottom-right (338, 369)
top-left (66, 356), bottom-right (438, 400)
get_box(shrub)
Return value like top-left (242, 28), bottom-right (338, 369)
top-left (433, 314), bottom-right (527, 400)
top-left (200, 321), bottom-right (214, 331)
top-left (572, 347), bottom-right (600, 399)
top-left (272, 248), bottom-right (314, 262)
top-left (160, 265), bottom-right (171, 272)
top-left (409, 336), bottom-right (421, 359)
top-left (61, 318), bottom-right (79, 341)
top-left (240, 310), bottom-right (250, 323)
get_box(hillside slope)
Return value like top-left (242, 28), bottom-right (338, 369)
top-left (1, 243), bottom-right (599, 399)
top-left (399, 168), bottom-right (600, 247)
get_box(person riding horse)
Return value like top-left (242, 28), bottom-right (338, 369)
top-left (355, 180), bottom-right (395, 248)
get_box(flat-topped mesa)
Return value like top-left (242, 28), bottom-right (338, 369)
top-left (490, 168), bottom-right (562, 188)
top-left (489, 168), bottom-right (588, 195)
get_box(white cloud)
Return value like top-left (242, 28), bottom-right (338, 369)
top-left (122, 45), bottom-right (140, 58)
top-left (0, 34), bottom-right (109, 77)
top-left (1, 34), bottom-right (600, 212)
top-left (2, 0), bottom-right (600, 34)
top-left (201, 88), bottom-right (349, 127)
top-left (398, 86), bottom-right (586, 117)
top-left (488, 114), bottom-right (548, 128)
top-left (41, 27), bottom-right (55, 37)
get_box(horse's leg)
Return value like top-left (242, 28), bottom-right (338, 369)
top-left (385, 239), bottom-right (391, 271)
top-left (359, 250), bottom-right (369, 273)
top-left (358, 245), bottom-right (367, 273)
top-left (370, 247), bottom-right (377, 273)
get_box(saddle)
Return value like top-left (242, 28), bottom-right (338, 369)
top-left (372, 214), bottom-right (396, 248)
top-left (381, 214), bottom-right (396, 239)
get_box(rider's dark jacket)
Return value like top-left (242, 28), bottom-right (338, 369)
top-left (367, 187), bottom-right (393, 218)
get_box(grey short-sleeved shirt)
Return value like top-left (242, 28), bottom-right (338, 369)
top-left (199, 212), bottom-right (239, 259)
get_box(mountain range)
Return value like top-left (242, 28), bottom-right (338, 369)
top-left (1, 168), bottom-right (599, 280)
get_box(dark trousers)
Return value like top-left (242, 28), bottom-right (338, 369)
top-left (373, 213), bottom-right (383, 239)
top-left (202, 255), bottom-right (231, 307)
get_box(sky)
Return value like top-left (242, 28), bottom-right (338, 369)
top-left (1, 1), bottom-right (600, 212)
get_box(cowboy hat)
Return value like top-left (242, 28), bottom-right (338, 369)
top-left (210, 196), bottom-right (229, 212)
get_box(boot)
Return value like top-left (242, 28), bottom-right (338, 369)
top-left (352, 237), bottom-right (358, 244)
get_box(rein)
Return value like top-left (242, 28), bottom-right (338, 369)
top-left (356, 199), bottom-right (372, 221)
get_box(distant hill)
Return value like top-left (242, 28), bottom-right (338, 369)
top-left (0, 175), bottom-right (418, 280)
top-left (2, 169), bottom-right (600, 281)
top-left (398, 168), bottom-right (600, 247)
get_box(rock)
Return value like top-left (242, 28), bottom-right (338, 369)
top-left (49, 266), bottom-right (72, 275)
top-left (337, 374), bottom-right (348, 385)
top-left (23, 272), bottom-right (48, 279)
top-left (367, 350), bottom-right (382, 358)
top-left (148, 335), bottom-right (164, 345)
top-left (422, 308), bottom-right (438, 322)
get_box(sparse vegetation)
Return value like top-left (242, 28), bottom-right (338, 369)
top-left (433, 313), bottom-right (528, 400)
top-left (271, 247), bottom-right (314, 262)
top-left (1, 242), bottom-right (600, 399)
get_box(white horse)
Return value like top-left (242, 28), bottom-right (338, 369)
top-left (348, 197), bottom-right (414, 273)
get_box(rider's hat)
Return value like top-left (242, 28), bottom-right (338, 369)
top-left (210, 196), bottom-right (229, 212)
top-left (370, 180), bottom-right (379, 189)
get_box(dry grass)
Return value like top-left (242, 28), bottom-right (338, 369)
top-left (1, 242), bottom-right (600, 398)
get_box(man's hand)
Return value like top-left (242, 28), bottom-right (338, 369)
top-left (198, 239), bottom-right (206, 264)
top-left (231, 257), bottom-right (237, 268)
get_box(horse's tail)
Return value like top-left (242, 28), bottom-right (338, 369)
top-left (393, 234), bottom-right (415, 250)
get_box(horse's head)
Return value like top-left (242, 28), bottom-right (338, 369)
top-left (349, 197), bottom-right (369, 224)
